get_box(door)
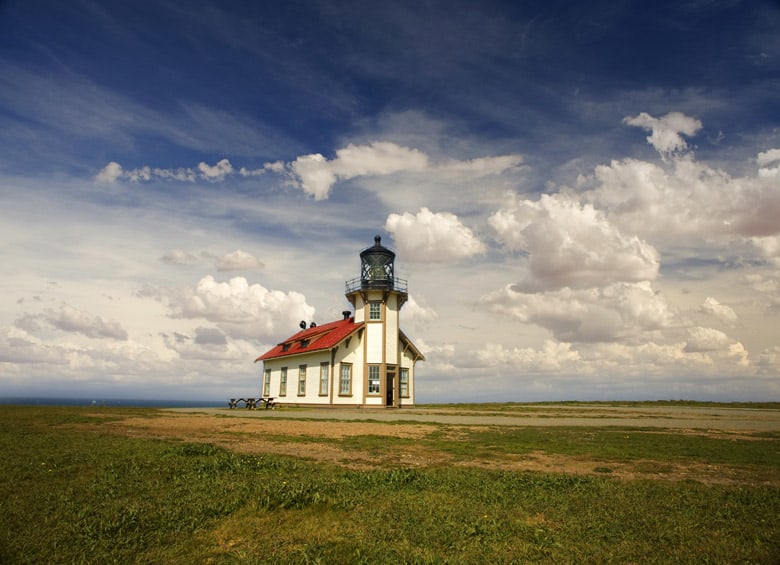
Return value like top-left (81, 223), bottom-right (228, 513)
top-left (385, 366), bottom-right (396, 406)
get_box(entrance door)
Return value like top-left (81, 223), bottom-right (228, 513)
top-left (385, 366), bottom-right (396, 406)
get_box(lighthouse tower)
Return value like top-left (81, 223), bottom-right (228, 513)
top-left (345, 235), bottom-right (409, 406)
top-left (256, 235), bottom-right (422, 408)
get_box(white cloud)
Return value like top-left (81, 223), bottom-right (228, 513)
top-left (750, 236), bottom-right (780, 266)
top-left (385, 207), bottom-right (486, 262)
top-left (162, 331), bottom-right (254, 361)
top-left (239, 161), bottom-right (282, 177)
top-left (330, 141), bottom-right (429, 177)
top-left (160, 249), bottom-right (198, 265)
top-left (477, 340), bottom-right (580, 371)
top-left (289, 153), bottom-right (338, 200)
top-left (480, 281), bottom-right (673, 343)
top-left (162, 275), bottom-right (315, 341)
top-left (289, 142), bottom-right (427, 200)
top-left (198, 158), bottom-right (234, 181)
top-left (583, 153), bottom-right (780, 241)
top-left (18, 303), bottom-right (128, 341)
top-left (215, 250), bottom-right (263, 271)
top-left (623, 111), bottom-right (702, 156)
top-left (94, 159), bottom-right (237, 184)
top-left (402, 295), bottom-right (439, 327)
top-left (287, 141), bottom-right (522, 200)
top-left (0, 326), bottom-right (68, 365)
top-left (152, 167), bottom-right (197, 182)
top-left (744, 272), bottom-right (778, 293)
top-left (95, 161), bottom-right (123, 183)
top-left (433, 154), bottom-right (523, 179)
top-left (757, 148), bottom-right (780, 168)
top-left (699, 297), bottom-right (738, 323)
top-left (489, 193), bottom-right (659, 291)
top-left (685, 326), bottom-right (731, 352)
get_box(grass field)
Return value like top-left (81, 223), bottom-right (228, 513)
top-left (1, 404), bottom-right (779, 563)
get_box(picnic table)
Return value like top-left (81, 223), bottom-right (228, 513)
top-left (228, 397), bottom-right (278, 409)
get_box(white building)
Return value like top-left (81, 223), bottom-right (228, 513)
top-left (255, 236), bottom-right (424, 407)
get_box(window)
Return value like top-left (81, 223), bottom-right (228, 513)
top-left (400, 368), bottom-right (409, 398)
top-left (319, 362), bottom-right (329, 396)
top-left (369, 302), bottom-right (381, 321)
top-left (300, 339), bottom-right (310, 348)
top-left (368, 365), bottom-right (381, 394)
top-left (339, 363), bottom-right (352, 395)
top-left (298, 365), bottom-right (307, 395)
top-left (281, 343), bottom-right (290, 352)
top-left (263, 369), bottom-right (271, 397)
top-left (279, 367), bottom-right (287, 396)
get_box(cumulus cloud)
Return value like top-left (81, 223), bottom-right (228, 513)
top-left (489, 193), bottom-right (659, 291)
top-left (623, 111), bottom-right (702, 156)
top-left (684, 326), bottom-right (731, 352)
top-left (385, 207), bottom-right (486, 262)
top-left (163, 275), bottom-right (315, 341)
top-left (193, 326), bottom-right (228, 346)
top-left (477, 340), bottom-right (580, 371)
top-left (17, 304), bottom-right (128, 341)
top-left (289, 142), bottom-right (428, 200)
top-left (95, 161), bottom-right (124, 183)
top-left (287, 141), bottom-right (521, 200)
top-left (750, 236), bottom-right (780, 266)
top-left (161, 328), bottom-right (255, 361)
top-left (215, 250), bottom-right (263, 271)
top-left (744, 273), bottom-right (778, 294)
top-left (0, 326), bottom-right (68, 364)
top-left (699, 297), bottom-right (738, 323)
top-left (197, 158), bottom-right (233, 181)
top-left (583, 152), bottom-right (780, 241)
top-left (402, 295), bottom-right (439, 327)
top-left (757, 148), bottom-right (780, 177)
top-left (289, 153), bottom-right (339, 200)
top-left (480, 281), bottom-right (673, 343)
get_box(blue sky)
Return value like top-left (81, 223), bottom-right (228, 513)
top-left (1, 0), bottom-right (779, 402)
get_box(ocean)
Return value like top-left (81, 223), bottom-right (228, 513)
top-left (0, 397), bottom-right (226, 408)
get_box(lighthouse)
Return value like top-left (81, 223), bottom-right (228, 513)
top-left (256, 235), bottom-right (424, 407)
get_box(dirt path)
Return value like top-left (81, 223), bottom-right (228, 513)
top-left (167, 404), bottom-right (780, 431)
top-left (81, 404), bottom-right (780, 486)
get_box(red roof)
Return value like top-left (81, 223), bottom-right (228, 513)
top-left (255, 317), bottom-right (364, 362)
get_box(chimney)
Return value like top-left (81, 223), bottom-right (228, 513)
top-left (342, 310), bottom-right (351, 320)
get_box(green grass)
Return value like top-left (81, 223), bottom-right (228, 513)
top-left (425, 426), bottom-right (780, 466)
top-left (1, 405), bottom-right (779, 563)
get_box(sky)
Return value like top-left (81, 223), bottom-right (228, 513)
top-left (1, 0), bottom-right (779, 402)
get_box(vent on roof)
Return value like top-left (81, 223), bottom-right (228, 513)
top-left (342, 310), bottom-right (351, 320)
top-left (299, 320), bottom-right (306, 330)
top-left (309, 322), bottom-right (317, 328)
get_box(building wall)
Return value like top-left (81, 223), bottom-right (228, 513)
top-left (261, 328), bottom-right (375, 406)
top-left (385, 293), bottom-right (400, 362)
top-left (399, 346), bottom-right (417, 406)
top-left (260, 288), bottom-right (419, 407)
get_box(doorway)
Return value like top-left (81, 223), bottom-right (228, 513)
top-left (385, 366), bottom-right (396, 406)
